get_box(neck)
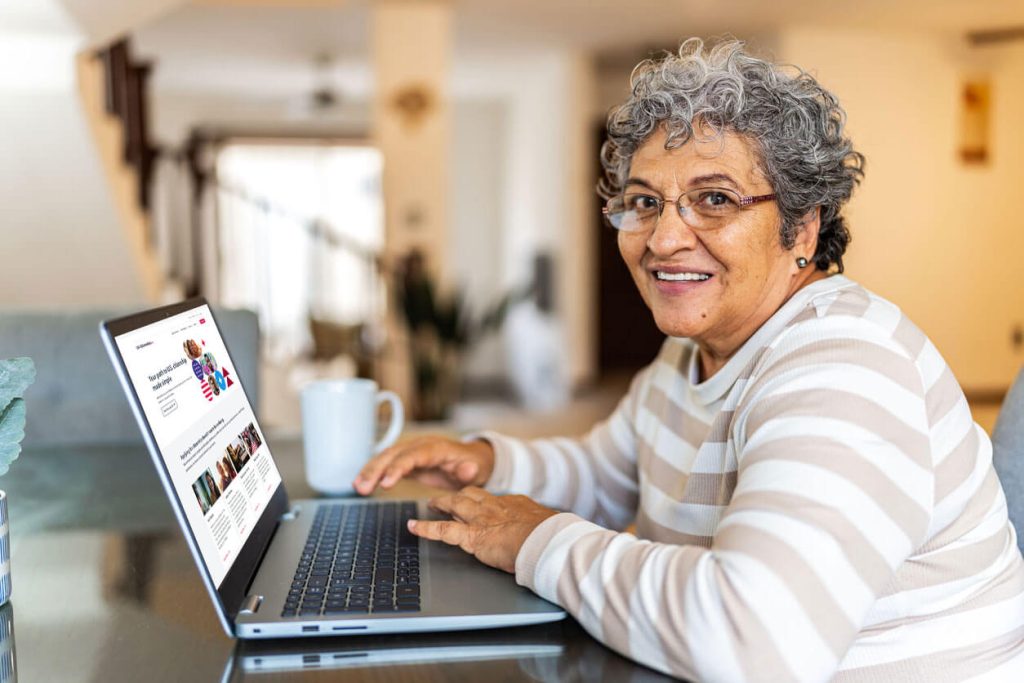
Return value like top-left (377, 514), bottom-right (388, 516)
top-left (696, 269), bottom-right (830, 382)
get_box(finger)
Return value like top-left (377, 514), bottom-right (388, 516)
top-left (428, 492), bottom-right (482, 522)
top-left (458, 486), bottom-right (489, 502)
top-left (408, 519), bottom-right (468, 548)
top-left (379, 446), bottom-right (447, 488)
top-left (354, 440), bottom-right (417, 493)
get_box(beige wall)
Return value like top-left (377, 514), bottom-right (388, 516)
top-left (0, 0), bottom-right (145, 309)
top-left (780, 27), bottom-right (1024, 391)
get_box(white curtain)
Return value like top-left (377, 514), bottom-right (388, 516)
top-left (214, 143), bottom-right (384, 359)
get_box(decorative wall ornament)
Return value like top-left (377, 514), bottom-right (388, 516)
top-left (389, 84), bottom-right (435, 130)
top-left (959, 79), bottom-right (991, 165)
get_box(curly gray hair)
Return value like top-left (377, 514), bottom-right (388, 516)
top-left (600, 38), bottom-right (865, 272)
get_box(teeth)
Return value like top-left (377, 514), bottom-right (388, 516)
top-left (656, 271), bottom-right (710, 281)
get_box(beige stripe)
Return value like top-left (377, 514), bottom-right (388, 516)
top-left (651, 547), bottom-right (720, 679)
top-left (555, 528), bottom-right (611, 617)
top-left (685, 470), bottom-right (738, 506)
top-left (892, 314), bottom-right (926, 360)
top-left (742, 436), bottom-right (931, 545)
top-left (727, 490), bottom-right (894, 590)
top-left (934, 425), bottom-right (981, 502)
top-left (897, 525), bottom-right (1015, 592)
top-left (642, 448), bottom-right (737, 505)
top-left (598, 536), bottom-right (659, 655)
top-left (706, 410), bottom-right (733, 444)
top-left (644, 384), bottom-right (716, 448)
top-left (926, 365), bottom-right (965, 427)
top-left (749, 337), bottom-right (923, 398)
top-left (591, 421), bottom-right (638, 482)
top-left (634, 507), bottom-right (712, 548)
top-left (919, 468), bottom-right (1001, 554)
top-left (715, 523), bottom-right (857, 659)
top-left (515, 513), bottom-right (581, 587)
top-left (693, 549), bottom-right (799, 681)
top-left (875, 545), bottom-right (1024, 624)
top-left (743, 388), bottom-right (931, 470)
top-left (835, 624), bottom-right (1024, 682)
top-left (825, 288), bottom-right (872, 318)
top-left (589, 432), bottom-right (640, 520)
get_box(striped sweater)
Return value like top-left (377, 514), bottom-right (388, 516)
top-left (483, 275), bottom-right (1024, 682)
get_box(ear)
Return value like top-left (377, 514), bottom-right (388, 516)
top-left (792, 206), bottom-right (821, 263)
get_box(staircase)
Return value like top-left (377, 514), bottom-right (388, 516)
top-left (76, 39), bottom-right (165, 303)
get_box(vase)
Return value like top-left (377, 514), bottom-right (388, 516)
top-left (0, 492), bottom-right (9, 606)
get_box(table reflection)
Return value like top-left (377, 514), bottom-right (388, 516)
top-left (223, 620), bottom-right (675, 682)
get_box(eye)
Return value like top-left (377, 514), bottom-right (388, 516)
top-left (624, 193), bottom-right (661, 212)
top-left (692, 189), bottom-right (738, 213)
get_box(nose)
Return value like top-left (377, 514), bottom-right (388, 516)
top-left (646, 202), bottom-right (699, 256)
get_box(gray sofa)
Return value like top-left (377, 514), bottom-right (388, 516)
top-left (0, 307), bottom-right (260, 449)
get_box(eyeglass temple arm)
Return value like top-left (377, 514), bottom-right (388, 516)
top-left (738, 193), bottom-right (777, 206)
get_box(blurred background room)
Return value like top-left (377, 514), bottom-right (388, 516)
top-left (3, 0), bottom-right (1024, 436)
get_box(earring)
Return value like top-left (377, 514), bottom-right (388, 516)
top-left (796, 257), bottom-right (809, 269)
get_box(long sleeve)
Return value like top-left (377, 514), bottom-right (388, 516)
top-left (480, 364), bottom-right (654, 530)
top-left (514, 319), bottom-right (936, 682)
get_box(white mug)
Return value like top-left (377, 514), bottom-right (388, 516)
top-left (301, 378), bottom-right (404, 495)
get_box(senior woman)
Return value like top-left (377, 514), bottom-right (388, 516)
top-left (356, 39), bottom-right (1024, 681)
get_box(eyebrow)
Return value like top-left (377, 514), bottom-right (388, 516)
top-left (623, 173), bottom-right (741, 192)
top-left (687, 173), bottom-right (739, 189)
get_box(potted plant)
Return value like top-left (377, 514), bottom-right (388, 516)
top-left (0, 357), bottom-right (36, 605)
top-left (395, 250), bottom-right (526, 421)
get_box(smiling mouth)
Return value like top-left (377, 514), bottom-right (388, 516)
top-left (654, 271), bottom-right (711, 282)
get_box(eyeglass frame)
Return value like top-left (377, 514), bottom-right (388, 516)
top-left (602, 187), bottom-right (777, 232)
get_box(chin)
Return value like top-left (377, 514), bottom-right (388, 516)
top-left (651, 312), bottom-right (704, 339)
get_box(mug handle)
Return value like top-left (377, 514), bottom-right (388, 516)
top-left (374, 390), bottom-right (405, 453)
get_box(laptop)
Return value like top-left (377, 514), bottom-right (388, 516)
top-left (100, 297), bottom-right (565, 638)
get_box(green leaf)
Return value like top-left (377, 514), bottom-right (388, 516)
top-left (0, 398), bottom-right (27, 477)
top-left (0, 357), bottom-right (36, 410)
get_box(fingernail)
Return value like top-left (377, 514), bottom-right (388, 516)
top-left (407, 520), bottom-right (416, 530)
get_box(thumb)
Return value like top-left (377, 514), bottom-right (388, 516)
top-left (455, 460), bottom-right (480, 483)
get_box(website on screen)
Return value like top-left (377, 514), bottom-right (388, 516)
top-left (115, 305), bottom-right (282, 586)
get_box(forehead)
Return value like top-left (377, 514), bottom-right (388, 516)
top-left (629, 125), bottom-right (765, 188)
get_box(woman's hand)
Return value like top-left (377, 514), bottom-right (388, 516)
top-left (409, 487), bottom-right (558, 573)
top-left (353, 436), bottom-right (495, 495)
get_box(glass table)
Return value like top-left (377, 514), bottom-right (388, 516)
top-left (2, 435), bottom-right (672, 681)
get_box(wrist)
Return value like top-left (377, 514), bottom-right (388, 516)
top-left (465, 439), bottom-right (495, 486)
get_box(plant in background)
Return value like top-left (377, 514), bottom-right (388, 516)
top-left (0, 358), bottom-right (35, 475)
top-left (396, 250), bottom-right (527, 420)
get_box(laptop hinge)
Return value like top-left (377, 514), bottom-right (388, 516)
top-left (239, 594), bottom-right (263, 615)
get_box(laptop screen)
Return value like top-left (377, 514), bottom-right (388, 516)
top-left (112, 303), bottom-right (282, 586)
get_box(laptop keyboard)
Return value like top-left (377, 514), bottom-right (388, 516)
top-left (282, 501), bottom-right (421, 618)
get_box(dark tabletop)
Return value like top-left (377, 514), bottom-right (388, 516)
top-left (2, 434), bottom-right (673, 682)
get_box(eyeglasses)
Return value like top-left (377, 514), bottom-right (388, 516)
top-left (602, 187), bottom-right (777, 232)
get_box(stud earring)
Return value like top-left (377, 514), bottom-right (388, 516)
top-left (796, 257), bottom-right (809, 269)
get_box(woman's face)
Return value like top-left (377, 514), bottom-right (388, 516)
top-left (618, 126), bottom-right (818, 364)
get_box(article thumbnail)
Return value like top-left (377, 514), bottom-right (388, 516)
top-left (216, 455), bottom-right (237, 492)
top-left (192, 469), bottom-right (222, 514)
top-left (245, 422), bottom-right (263, 451)
top-left (227, 436), bottom-right (250, 473)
